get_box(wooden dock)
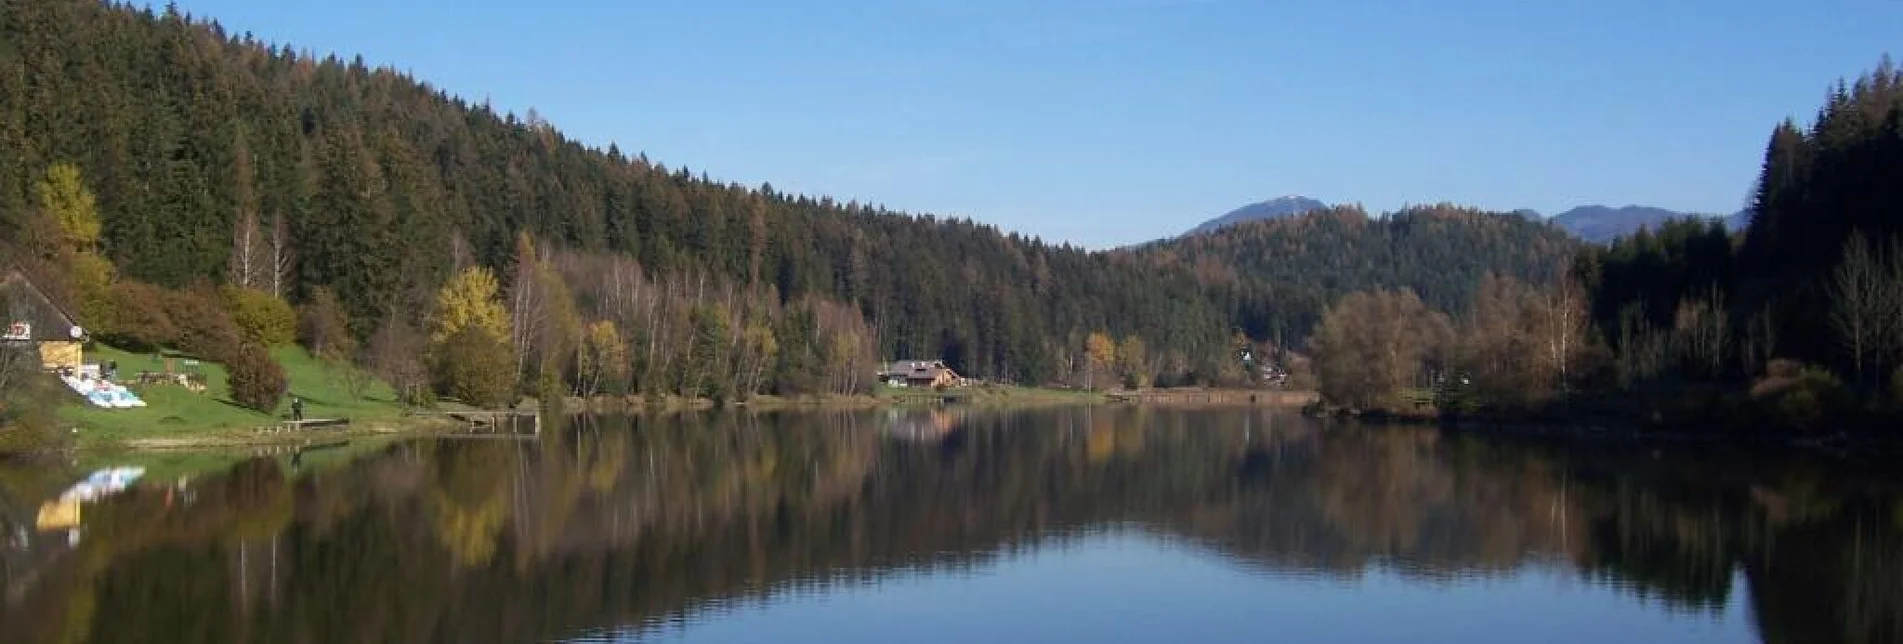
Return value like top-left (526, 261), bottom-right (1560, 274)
top-left (409, 409), bottom-right (542, 434)
top-left (272, 417), bottom-right (351, 432)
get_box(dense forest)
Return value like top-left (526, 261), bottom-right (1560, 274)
top-left (1579, 59), bottom-right (1903, 427)
top-left (17, 0), bottom-right (1884, 440)
top-left (0, 0), bottom-right (1234, 396)
top-left (0, 0), bottom-right (1576, 422)
top-left (1138, 204), bottom-right (1579, 343)
top-left (1309, 59), bottom-right (1903, 436)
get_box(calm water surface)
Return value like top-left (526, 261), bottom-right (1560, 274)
top-left (1, 408), bottom-right (1898, 643)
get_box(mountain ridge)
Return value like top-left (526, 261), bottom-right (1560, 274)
top-left (1551, 204), bottom-right (1710, 243)
top-left (1186, 196), bottom-right (1330, 236)
top-left (1191, 198), bottom-right (1749, 244)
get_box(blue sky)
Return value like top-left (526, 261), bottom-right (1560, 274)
top-left (166, 0), bottom-right (1901, 247)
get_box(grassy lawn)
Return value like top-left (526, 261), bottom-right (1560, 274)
top-left (880, 383), bottom-right (1105, 406)
top-left (58, 343), bottom-right (412, 445)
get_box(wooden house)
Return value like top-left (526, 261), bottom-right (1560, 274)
top-left (1, 270), bottom-right (87, 372)
top-left (878, 360), bottom-right (963, 388)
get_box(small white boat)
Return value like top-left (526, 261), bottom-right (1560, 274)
top-left (63, 375), bottom-right (147, 409)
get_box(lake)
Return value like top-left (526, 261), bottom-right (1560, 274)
top-left (1, 407), bottom-right (1898, 643)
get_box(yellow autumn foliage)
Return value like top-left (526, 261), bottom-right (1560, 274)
top-left (431, 266), bottom-right (512, 345)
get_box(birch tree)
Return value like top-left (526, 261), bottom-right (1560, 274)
top-left (229, 205), bottom-right (263, 290)
top-left (229, 129), bottom-right (266, 290)
top-left (1830, 232), bottom-right (1886, 383)
top-left (266, 212), bottom-right (294, 298)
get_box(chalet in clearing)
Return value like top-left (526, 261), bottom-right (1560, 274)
top-left (1, 270), bottom-right (85, 372)
top-left (879, 360), bottom-right (964, 388)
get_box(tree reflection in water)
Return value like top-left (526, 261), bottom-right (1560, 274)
top-left (0, 407), bottom-right (1897, 643)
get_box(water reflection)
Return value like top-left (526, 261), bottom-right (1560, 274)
top-left (0, 408), bottom-right (1897, 643)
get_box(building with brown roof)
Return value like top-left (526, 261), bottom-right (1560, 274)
top-left (1, 270), bottom-right (87, 371)
top-left (878, 360), bottom-right (964, 388)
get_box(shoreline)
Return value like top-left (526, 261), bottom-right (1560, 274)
top-left (65, 385), bottom-right (1319, 451)
top-left (85, 415), bottom-right (465, 451)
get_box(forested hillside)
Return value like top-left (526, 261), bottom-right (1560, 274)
top-left (0, 0), bottom-right (1585, 404)
top-left (1300, 60), bottom-right (1903, 435)
top-left (1580, 59), bottom-right (1903, 388)
top-left (1139, 205), bottom-right (1581, 342)
top-left (0, 0), bottom-right (1253, 388)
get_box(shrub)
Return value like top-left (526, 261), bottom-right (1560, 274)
top-left (0, 343), bottom-right (66, 454)
top-left (535, 369), bottom-right (565, 414)
top-left (0, 370), bottom-right (67, 455)
top-left (97, 280), bottom-right (178, 351)
top-left (298, 287), bottom-right (356, 361)
top-left (434, 327), bottom-right (516, 409)
top-left (1751, 363), bottom-right (1851, 433)
top-left (1765, 358), bottom-right (1803, 380)
top-left (370, 315), bottom-right (432, 406)
top-left (224, 287), bottom-right (296, 346)
top-left (167, 286), bottom-right (241, 362)
top-left (227, 342), bottom-right (288, 414)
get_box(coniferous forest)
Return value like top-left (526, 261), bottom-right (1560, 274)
top-left (1, 0), bottom-right (1898, 442)
top-left (0, 0), bottom-right (1571, 414)
top-left (0, 0), bottom-right (1228, 397)
top-left (1308, 59), bottom-right (1903, 437)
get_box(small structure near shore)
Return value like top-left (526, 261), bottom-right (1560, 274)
top-left (405, 409), bottom-right (542, 434)
top-left (878, 360), bottom-right (965, 388)
top-left (274, 417), bottom-right (351, 432)
top-left (1, 270), bottom-right (86, 372)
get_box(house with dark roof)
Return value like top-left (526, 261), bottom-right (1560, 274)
top-left (878, 360), bottom-right (963, 388)
top-left (1, 270), bottom-right (87, 371)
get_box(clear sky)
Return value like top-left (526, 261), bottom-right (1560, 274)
top-left (163, 0), bottom-right (1901, 248)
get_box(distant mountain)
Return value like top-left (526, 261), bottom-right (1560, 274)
top-left (1187, 196), bottom-right (1330, 236)
top-left (1192, 200), bottom-right (1749, 244)
top-left (1549, 205), bottom-right (1729, 243)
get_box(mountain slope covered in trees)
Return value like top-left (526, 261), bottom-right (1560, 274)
top-left (1296, 59), bottom-right (1903, 436)
top-left (1138, 205), bottom-right (1582, 343)
top-left (1579, 59), bottom-right (1903, 390)
top-left (0, 0), bottom-right (1587, 401)
top-left (0, 0), bottom-right (1259, 388)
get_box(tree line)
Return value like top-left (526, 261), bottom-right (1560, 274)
top-left (1311, 59), bottom-right (1903, 436)
top-left (0, 0), bottom-right (1587, 415)
top-left (0, 0), bottom-right (1235, 391)
top-left (1134, 204), bottom-right (1581, 344)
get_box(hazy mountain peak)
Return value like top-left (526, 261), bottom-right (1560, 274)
top-left (1548, 204), bottom-right (1734, 243)
top-left (1187, 196), bottom-right (1330, 236)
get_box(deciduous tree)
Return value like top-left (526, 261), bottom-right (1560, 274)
top-left (1310, 290), bottom-right (1454, 411)
top-left (1829, 232), bottom-right (1887, 383)
top-left (298, 287), bottom-right (356, 362)
top-left (578, 320), bottom-right (628, 398)
top-left (228, 342), bottom-right (288, 413)
top-left (433, 267), bottom-right (511, 345)
top-left (1118, 336), bottom-right (1149, 389)
top-left (1084, 332), bottom-right (1116, 390)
